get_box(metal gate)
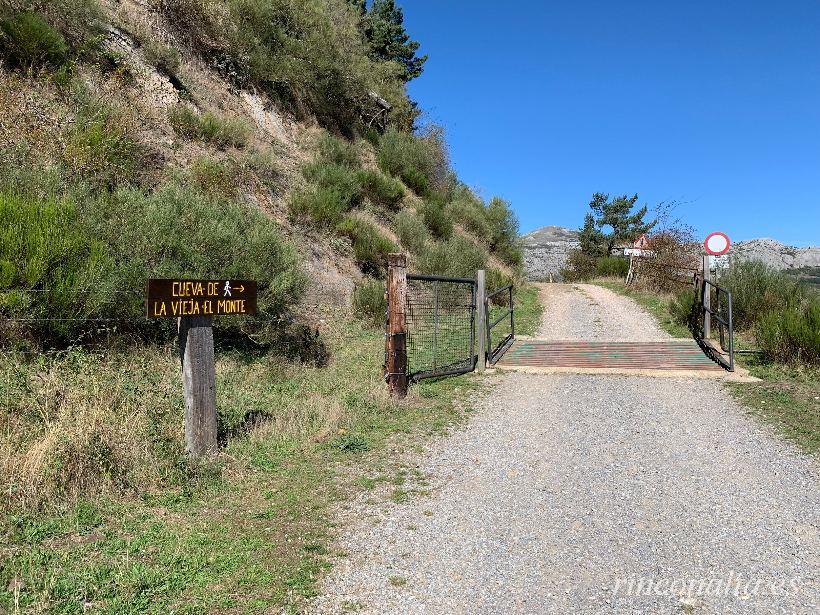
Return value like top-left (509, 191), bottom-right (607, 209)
top-left (486, 284), bottom-right (515, 364)
top-left (405, 274), bottom-right (477, 382)
top-left (694, 274), bottom-right (735, 371)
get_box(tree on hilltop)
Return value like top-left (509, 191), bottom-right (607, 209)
top-left (579, 193), bottom-right (656, 257)
top-left (352, 0), bottom-right (426, 82)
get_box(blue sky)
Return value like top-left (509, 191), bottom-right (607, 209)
top-left (402, 0), bottom-right (820, 246)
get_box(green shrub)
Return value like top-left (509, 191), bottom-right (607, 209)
top-left (561, 249), bottom-right (597, 281)
top-left (486, 196), bottom-right (522, 268)
top-left (376, 128), bottom-right (447, 195)
top-left (419, 235), bottom-right (487, 279)
top-left (188, 156), bottom-right (246, 198)
top-left (290, 186), bottom-right (350, 228)
top-left (316, 133), bottom-right (359, 167)
top-left (720, 260), bottom-right (804, 330)
top-left (169, 105), bottom-right (250, 149)
top-left (142, 40), bottom-right (181, 78)
top-left (447, 199), bottom-right (491, 244)
top-left (291, 159), bottom-right (363, 227)
top-left (65, 103), bottom-right (141, 190)
top-left (670, 287), bottom-right (697, 328)
top-left (393, 210), bottom-right (429, 254)
top-left (0, 191), bottom-right (112, 342)
top-left (0, 11), bottom-right (68, 68)
top-left (303, 161), bottom-right (362, 206)
top-left (356, 169), bottom-right (404, 209)
top-left (158, 0), bottom-right (418, 131)
top-left (756, 299), bottom-right (820, 365)
top-left (419, 199), bottom-right (453, 239)
top-left (486, 268), bottom-right (513, 303)
top-left (336, 216), bottom-right (396, 275)
top-left (1, 182), bottom-right (306, 346)
top-left (352, 278), bottom-right (386, 327)
top-left (595, 256), bottom-right (629, 278)
top-left (95, 184), bottom-right (306, 332)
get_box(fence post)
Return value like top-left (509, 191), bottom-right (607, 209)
top-left (702, 254), bottom-right (711, 339)
top-left (476, 269), bottom-right (486, 373)
top-left (385, 253), bottom-right (408, 398)
top-left (178, 315), bottom-right (217, 456)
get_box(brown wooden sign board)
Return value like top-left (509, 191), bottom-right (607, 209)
top-left (146, 279), bottom-right (257, 318)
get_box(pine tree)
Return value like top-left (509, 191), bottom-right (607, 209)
top-left (365, 0), bottom-right (427, 82)
top-left (580, 193), bottom-right (656, 256)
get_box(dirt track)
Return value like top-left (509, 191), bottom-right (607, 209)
top-left (312, 284), bottom-right (820, 614)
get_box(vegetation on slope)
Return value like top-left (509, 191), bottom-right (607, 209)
top-left (0, 0), bottom-right (529, 611)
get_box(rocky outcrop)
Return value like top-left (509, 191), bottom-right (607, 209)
top-left (522, 226), bottom-right (580, 281)
top-left (731, 238), bottom-right (820, 270)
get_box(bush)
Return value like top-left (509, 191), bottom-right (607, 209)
top-left (595, 256), bottom-right (629, 278)
top-left (561, 249), bottom-right (597, 281)
top-left (756, 299), bottom-right (820, 365)
top-left (393, 210), bottom-right (429, 254)
top-left (419, 199), bottom-right (453, 239)
top-left (486, 268), bottom-right (513, 300)
top-left (670, 287), bottom-right (697, 328)
top-left (142, 39), bottom-right (181, 78)
top-left (1, 183), bottom-right (306, 345)
top-left (720, 260), bottom-right (804, 330)
top-left (169, 105), bottom-right (250, 149)
top-left (316, 133), bottom-right (359, 167)
top-left (376, 128), bottom-right (448, 195)
top-left (290, 186), bottom-right (350, 228)
top-left (158, 0), bottom-right (417, 131)
top-left (65, 103), bottom-right (142, 190)
top-left (336, 216), bottom-right (396, 275)
top-left (356, 169), bottom-right (404, 209)
top-left (447, 199), bottom-right (491, 244)
top-left (291, 159), bottom-right (362, 227)
top-left (419, 235), bottom-right (487, 279)
top-left (0, 191), bottom-right (111, 342)
top-left (352, 278), bottom-right (386, 327)
top-left (486, 196), bottom-right (522, 268)
top-left (0, 11), bottom-right (68, 68)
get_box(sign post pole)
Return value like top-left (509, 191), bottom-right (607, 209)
top-left (146, 278), bottom-right (258, 457)
top-left (385, 253), bottom-right (408, 398)
top-left (179, 315), bottom-right (217, 455)
top-left (702, 254), bottom-right (711, 339)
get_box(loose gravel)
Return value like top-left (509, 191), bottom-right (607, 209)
top-left (312, 284), bottom-right (819, 614)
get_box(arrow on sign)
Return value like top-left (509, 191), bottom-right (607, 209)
top-left (236, 284), bottom-right (245, 293)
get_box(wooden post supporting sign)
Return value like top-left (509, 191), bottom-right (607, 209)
top-left (178, 315), bottom-right (217, 455)
top-left (147, 278), bottom-right (257, 456)
top-left (385, 253), bottom-right (408, 398)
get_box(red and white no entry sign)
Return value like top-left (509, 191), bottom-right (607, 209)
top-left (704, 232), bottom-right (731, 256)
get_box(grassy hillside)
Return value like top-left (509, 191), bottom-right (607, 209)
top-left (0, 1), bottom-right (531, 611)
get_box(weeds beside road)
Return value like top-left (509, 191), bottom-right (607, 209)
top-left (0, 286), bottom-right (541, 612)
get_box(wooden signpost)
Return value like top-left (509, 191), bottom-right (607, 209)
top-left (146, 279), bottom-right (257, 456)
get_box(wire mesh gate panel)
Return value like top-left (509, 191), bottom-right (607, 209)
top-left (486, 284), bottom-right (514, 364)
top-left (405, 274), bottom-right (477, 382)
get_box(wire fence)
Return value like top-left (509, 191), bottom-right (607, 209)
top-left (405, 274), bottom-right (476, 382)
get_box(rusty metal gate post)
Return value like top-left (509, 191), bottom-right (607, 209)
top-left (385, 253), bottom-right (408, 398)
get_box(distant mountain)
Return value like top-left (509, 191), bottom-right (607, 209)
top-left (731, 238), bottom-right (820, 270)
top-left (521, 226), bottom-right (580, 281)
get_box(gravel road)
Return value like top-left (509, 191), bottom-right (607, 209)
top-left (313, 284), bottom-right (819, 614)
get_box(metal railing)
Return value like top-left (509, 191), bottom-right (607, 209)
top-left (485, 284), bottom-right (514, 365)
top-left (695, 275), bottom-right (734, 371)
